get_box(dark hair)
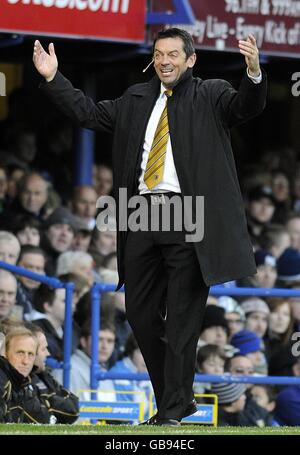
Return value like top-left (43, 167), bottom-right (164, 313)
top-left (11, 214), bottom-right (41, 235)
top-left (80, 318), bottom-right (116, 338)
top-left (196, 344), bottom-right (226, 372)
top-left (153, 28), bottom-right (195, 59)
top-left (33, 283), bottom-right (56, 313)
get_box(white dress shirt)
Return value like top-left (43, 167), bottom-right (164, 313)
top-left (138, 71), bottom-right (262, 194)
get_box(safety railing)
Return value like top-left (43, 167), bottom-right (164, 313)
top-left (90, 283), bottom-right (300, 397)
top-left (0, 261), bottom-right (74, 388)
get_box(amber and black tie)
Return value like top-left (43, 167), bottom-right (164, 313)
top-left (144, 89), bottom-right (172, 189)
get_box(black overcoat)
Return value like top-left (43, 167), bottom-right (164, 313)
top-left (41, 68), bottom-right (267, 288)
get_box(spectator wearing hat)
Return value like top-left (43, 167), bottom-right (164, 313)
top-left (254, 250), bottom-right (277, 288)
top-left (241, 298), bottom-right (270, 338)
top-left (218, 296), bottom-right (245, 339)
top-left (41, 207), bottom-right (78, 275)
top-left (275, 386), bottom-right (300, 426)
top-left (199, 306), bottom-right (229, 350)
top-left (231, 329), bottom-right (267, 375)
top-left (276, 247), bottom-right (300, 287)
top-left (226, 355), bottom-right (273, 426)
top-left (246, 186), bottom-right (276, 245)
top-left (210, 382), bottom-right (249, 426)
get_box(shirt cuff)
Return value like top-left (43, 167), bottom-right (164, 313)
top-left (247, 68), bottom-right (262, 84)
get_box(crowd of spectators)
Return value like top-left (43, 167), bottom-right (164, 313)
top-left (1, 94), bottom-right (300, 426)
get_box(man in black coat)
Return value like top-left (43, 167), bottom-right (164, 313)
top-left (33, 28), bottom-right (267, 425)
top-left (0, 327), bottom-right (51, 423)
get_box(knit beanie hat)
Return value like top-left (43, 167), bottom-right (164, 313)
top-left (230, 329), bottom-right (262, 355)
top-left (211, 382), bottom-right (246, 405)
top-left (201, 305), bottom-right (228, 333)
top-left (277, 247), bottom-right (300, 282)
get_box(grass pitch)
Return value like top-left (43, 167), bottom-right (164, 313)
top-left (0, 424), bottom-right (300, 435)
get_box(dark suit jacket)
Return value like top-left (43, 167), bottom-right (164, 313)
top-left (40, 68), bottom-right (267, 288)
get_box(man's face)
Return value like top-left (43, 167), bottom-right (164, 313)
top-left (153, 37), bottom-right (196, 89)
top-left (229, 356), bottom-right (254, 376)
top-left (35, 332), bottom-right (50, 372)
top-left (98, 330), bottom-right (115, 364)
top-left (18, 252), bottom-right (45, 290)
top-left (0, 275), bottom-right (17, 320)
top-left (6, 335), bottom-right (37, 377)
top-left (20, 176), bottom-right (48, 214)
top-left (47, 224), bottom-right (74, 253)
top-left (95, 231), bottom-right (116, 255)
top-left (73, 187), bottom-right (97, 219)
top-left (45, 288), bottom-right (67, 326)
top-left (0, 241), bottom-right (19, 264)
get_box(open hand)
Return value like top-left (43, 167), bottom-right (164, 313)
top-left (238, 35), bottom-right (260, 77)
top-left (33, 40), bottom-right (58, 82)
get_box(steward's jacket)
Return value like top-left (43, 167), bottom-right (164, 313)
top-left (0, 356), bottom-right (50, 423)
top-left (31, 369), bottom-right (79, 424)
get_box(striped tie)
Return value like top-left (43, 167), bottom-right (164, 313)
top-left (144, 89), bottom-right (172, 190)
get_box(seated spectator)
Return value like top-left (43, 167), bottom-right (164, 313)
top-left (60, 320), bottom-right (122, 402)
top-left (210, 382), bottom-right (247, 426)
top-left (250, 385), bottom-right (278, 425)
top-left (246, 186), bottom-right (276, 245)
top-left (260, 224), bottom-right (291, 258)
top-left (0, 172), bottom-right (49, 228)
top-left (231, 330), bottom-right (267, 375)
top-left (226, 355), bottom-right (272, 426)
top-left (275, 386), bottom-right (300, 426)
top-left (58, 272), bottom-right (90, 313)
top-left (71, 185), bottom-right (97, 231)
top-left (271, 170), bottom-right (291, 224)
top-left (0, 326), bottom-right (50, 423)
top-left (11, 214), bottom-right (41, 247)
top-left (27, 324), bottom-right (79, 423)
top-left (199, 305), bottom-right (229, 351)
top-left (241, 298), bottom-right (270, 338)
top-left (92, 163), bottom-right (113, 197)
top-left (218, 296), bottom-right (245, 340)
top-left (40, 207), bottom-right (77, 276)
top-left (71, 218), bottom-right (93, 253)
top-left (254, 250), bottom-right (277, 288)
top-left (265, 297), bottom-right (295, 373)
top-left (194, 344), bottom-right (226, 396)
top-left (277, 247), bottom-right (300, 287)
top-left (56, 250), bottom-right (95, 287)
top-left (32, 284), bottom-right (80, 361)
top-left (0, 231), bottom-right (20, 264)
top-left (16, 245), bottom-right (46, 318)
top-left (89, 218), bottom-right (117, 269)
top-left (0, 270), bottom-right (22, 321)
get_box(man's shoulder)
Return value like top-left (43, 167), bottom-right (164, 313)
top-left (126, 81), bottom-right (152, 96)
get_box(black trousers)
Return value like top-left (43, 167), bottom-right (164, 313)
top-left (124, 194), bottom-right (209, 420)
